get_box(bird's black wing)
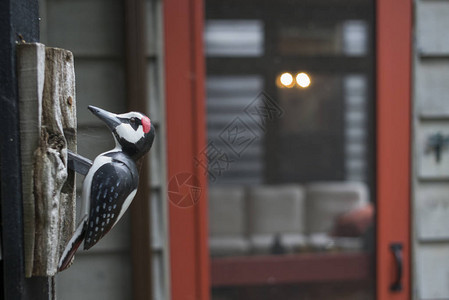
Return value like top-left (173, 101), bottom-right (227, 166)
top-left (83, 160), bottom-right (138, 250)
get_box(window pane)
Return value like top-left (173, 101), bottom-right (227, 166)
top-left (205, 20), bottom-right (264, 57)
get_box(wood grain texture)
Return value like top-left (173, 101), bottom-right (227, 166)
top-left (164, 0), bottom-right (210, 298)
top-left (17, 43), bottom-right (45, 277)
top-left (124, 0), bottom-right (153, 297)
top-left (19, 45), bottom-right (78, 276)
top-left (376, 0), bottom-right (411, 298)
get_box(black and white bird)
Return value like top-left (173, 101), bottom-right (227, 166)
top-left (58, 105), bottom-right (155, 271)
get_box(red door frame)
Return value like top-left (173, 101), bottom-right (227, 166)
top-left (164, 0), bottom-right (412, 299)
top-left (164, 0), bottom-right (209, 299)
top-left (376, 0), bottom-right (411, 299)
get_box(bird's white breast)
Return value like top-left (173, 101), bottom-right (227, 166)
top-left (81, 154), bottom-right (113, 218)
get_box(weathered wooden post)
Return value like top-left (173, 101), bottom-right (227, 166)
top-left (18, 43), bottom-right (77, 277)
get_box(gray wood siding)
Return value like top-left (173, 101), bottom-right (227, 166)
top-left (413, 1), bottom-right (449, 299)
top-left (40, 0), bottom-right (135, 298)
top-left (146, 0), bottom-right (171, 299)
top-left (45, 0), bottom-right (124, 57)
top-left (56, 253), bottom-right (132, 300)
top-left (41, 0), bottom-right (170, 298)
top-left (415, 60), bottom-right (449, 117)
top-left (417, 2), bottom-right (449, 56)
top-left (75, 60), bottom-right (126, 124)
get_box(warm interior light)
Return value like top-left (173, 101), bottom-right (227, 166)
top-left (279, 72), bottom-right (294, 87)
top-left (296, 72), bottom-right (311, 88)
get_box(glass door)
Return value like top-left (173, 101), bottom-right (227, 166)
top-left (204, 0), bottom-right (377, 299)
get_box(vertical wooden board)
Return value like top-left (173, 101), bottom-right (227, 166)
top-left (146, 0), bottom-right (171, 295)
top-left (147, 60), bottom-right (162, 124)
top-left (192, 0), bottom-right (210, 297)
top-left (152, 252), bottom-right (166, 300)
top-left (416, 244), bottom-right (449, 299)
top-left (165, 3), bottom-right (197, 299)
top-left (376, 0), bottom-right (411, 299)
top-left (123, 0), bottom-right (153, 298)
top-left (415, 60), bottom-right (449, 118)
top-left (149, 126), bottom-right (163, 187)
top-left (33, 47), bottom-right (77, 276)
top-left (145, 0), bottom-right (161, 57)
top-left (416, 121), bottom-right (449, 179)
top-left (51, 48), bottom-right (78, 276)
top-left (150, 190), bottom-right (164, 250)
top-left (46, 0), bottom-right (124, 57)
top-left (56, 253), bottom-right (132, 300)
top-left (164, 0), bottom-right (209, 298)
top-left (18, 43), bottom-right (78, 277)
top-left (17, 43), bottom-right (45, 277)
top-left (415, 183), bottom-right (449, 241)
top-left (416, 1), bottom-right (449, 56)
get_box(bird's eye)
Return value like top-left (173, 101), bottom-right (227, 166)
top-left (129, 117), bottom-right (140, 130)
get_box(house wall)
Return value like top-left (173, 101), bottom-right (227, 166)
top-left (146, 0), bottom-right (171, 299)
top-left (413, 1), bottom-right (449, 299)
top-left (39, 0), bottom-right (169, 299)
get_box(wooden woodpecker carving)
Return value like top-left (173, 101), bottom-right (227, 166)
top-left (58, 105), bottom-right (155, 271)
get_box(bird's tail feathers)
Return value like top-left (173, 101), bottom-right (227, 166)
top-left (58, 215), bottom-right (88, 272)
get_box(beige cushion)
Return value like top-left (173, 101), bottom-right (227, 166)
top-left (305, 181), bottom-right (369, 234)
top-left (248, 185), bottom-right (306, 253)
top-left (208, 186), bottom-right (249, 256)
top-left (209, 186), bottom-right (246, 236)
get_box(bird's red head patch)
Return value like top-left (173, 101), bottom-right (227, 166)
top-left (141, 116), bottom-right (151, 133)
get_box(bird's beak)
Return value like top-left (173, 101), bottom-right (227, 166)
top-left (88, 105), bottom-right (121, 131)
